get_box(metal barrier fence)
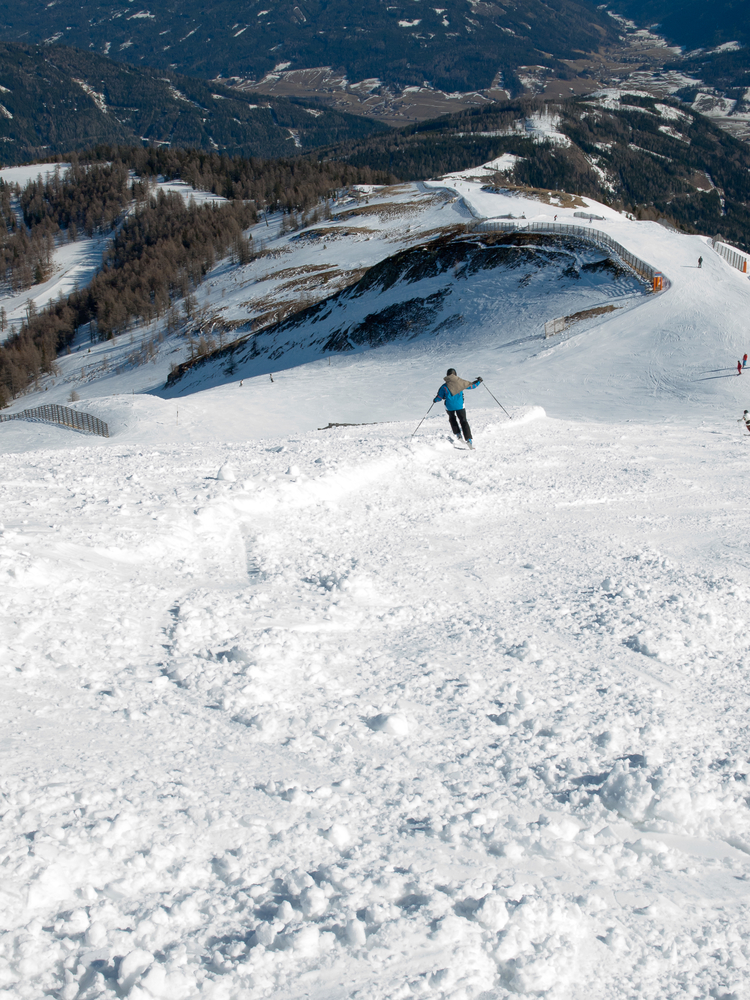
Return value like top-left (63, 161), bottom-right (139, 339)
top-left (0, 403), bottom-right (109, 437)
top-left (472, 219), bottom-right (663, 287)
top-left (712, 239), bottom-right (748, 274)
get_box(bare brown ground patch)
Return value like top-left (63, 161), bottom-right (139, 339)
top-left (482, 182), bottom-right (588, 209)
top-left (252, 264), bottom-right (341, 282)
top-left (335, 195), bottom-right (448, 222)
top-left (282, 225), bottom-right (381, 241)
top-left (565, 304), bottom-right (619, 324)
top-left (274, 269), bottom-right (361, 294)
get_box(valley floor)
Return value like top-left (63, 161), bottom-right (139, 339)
top-left (2, 406), bottom-right (750, 999)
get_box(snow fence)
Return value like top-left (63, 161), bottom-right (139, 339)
top-left (472, 219), bottom-right (664, 288)
top-left (712, 238), bottom-right (749, 274)
top-left (0, 403), bottom-right (109, 437)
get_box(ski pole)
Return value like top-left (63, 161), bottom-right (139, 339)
top-left (411, 400), bottom-right (435, 439)
top-left (483, 382), bottom-right (511, 419)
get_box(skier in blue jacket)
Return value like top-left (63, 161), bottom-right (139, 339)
top-left (434, 368), bottom-right (482, 447)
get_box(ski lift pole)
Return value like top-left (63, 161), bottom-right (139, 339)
top-left (483, 382), bottom-right (511, 419)
top-left (411, 400), bottom-right (436, 439)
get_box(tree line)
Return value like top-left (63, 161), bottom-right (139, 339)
top-left (81, 145), bottom-right (395, 213)
top-left (0, 180), bottom-right (57, 294)
top-left (1, 157), bottom-right (133, 296)
top-left (20, 158), bottom-right (132, 237)
top-left (2, 148), bottom-right (391, 302)
top-left (0, 192), bottom-right (254, 405)
top-left (0, 148), bottom-right (392, 406)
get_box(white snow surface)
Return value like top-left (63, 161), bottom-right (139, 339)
top-left (0, 163), bottom-right (71, 188)
top-left (3, 172), bottom-right (750, 1000)
top-left (155, 180), bottom-right (229, 207)
top-left (1, 234), bottom-right (112, 343)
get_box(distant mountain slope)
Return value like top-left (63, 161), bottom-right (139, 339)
top-left (2, 0), bottom-right (618, 94)
top-left (608, 0), bottom-right (750, 99)
top-left (609, 0), bottom-right (748, 53)
top-left (0, 42), bottom-right (386, 165)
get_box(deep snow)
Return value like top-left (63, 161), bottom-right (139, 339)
top-left (3, 170), bottom-right (750, 1000)
top-left (3, 403), bottom-right (750, 1000)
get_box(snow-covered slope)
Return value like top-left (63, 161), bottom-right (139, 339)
top-left (160, 177), bottom-right (750, 427)
top-left (3, 400), bottom-right (750, 1000)
top-left (1, 233), bottom-right (111, 343)
top-left (3, 172), bottom-right (750, 1000)
top-left (165, 233), bottom-right (644, 399)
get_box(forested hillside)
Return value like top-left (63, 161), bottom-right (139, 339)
top-left (0, 42), bottom-right (386, 165)
top-left (0, 151), bottom-right (392, 405)
top-left (1, 161), bottom-right (132, 295)
top-left (2, 0), bottom-right (617, 93)
top-left (86, 146), bottom-right (394, 208)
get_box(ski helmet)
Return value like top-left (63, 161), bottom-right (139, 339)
top-left (446, 368), bottom-right (456, 376)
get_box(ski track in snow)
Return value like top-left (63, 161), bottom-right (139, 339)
top-left (2, 405), bottom-right (750, 1000)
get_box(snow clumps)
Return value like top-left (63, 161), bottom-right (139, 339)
top-left (368, 712), bottom-right (410, 735)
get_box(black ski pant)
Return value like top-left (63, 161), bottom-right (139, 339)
top-left (448, 408), bottom-right (472, 441)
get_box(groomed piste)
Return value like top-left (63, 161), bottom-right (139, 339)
top-left (2, 172), bottom-right (750, 1000)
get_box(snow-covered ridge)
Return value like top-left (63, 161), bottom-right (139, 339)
top-left (164, 228), bottom-right (646, 398)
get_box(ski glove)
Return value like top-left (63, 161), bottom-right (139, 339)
top-left (473, 377), bottom-right (483, 384)
top-left (433, 396), bottom-right (441, 403)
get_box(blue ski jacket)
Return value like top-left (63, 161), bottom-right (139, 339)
top-left (434, 379), bottom-right (481, 411)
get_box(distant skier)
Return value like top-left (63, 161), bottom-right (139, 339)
top-left (739, 361), bottom-right (743, 375)
top-left (698, 256), bottom-right (703, 268)
top-left (744, 354), bottom-right (748, 368)
top-left (434, 368), bottom-right (482, 448)
top-left (739, 410), bottom-right (750, 433)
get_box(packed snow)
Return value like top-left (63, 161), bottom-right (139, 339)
top-left (3, 169), bottom-right (750, 1000)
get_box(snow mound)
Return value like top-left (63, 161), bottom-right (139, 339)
top-left (368, 712), bottom-right (410, 735)
top-left (217, 463), bottom-right (237, 481)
